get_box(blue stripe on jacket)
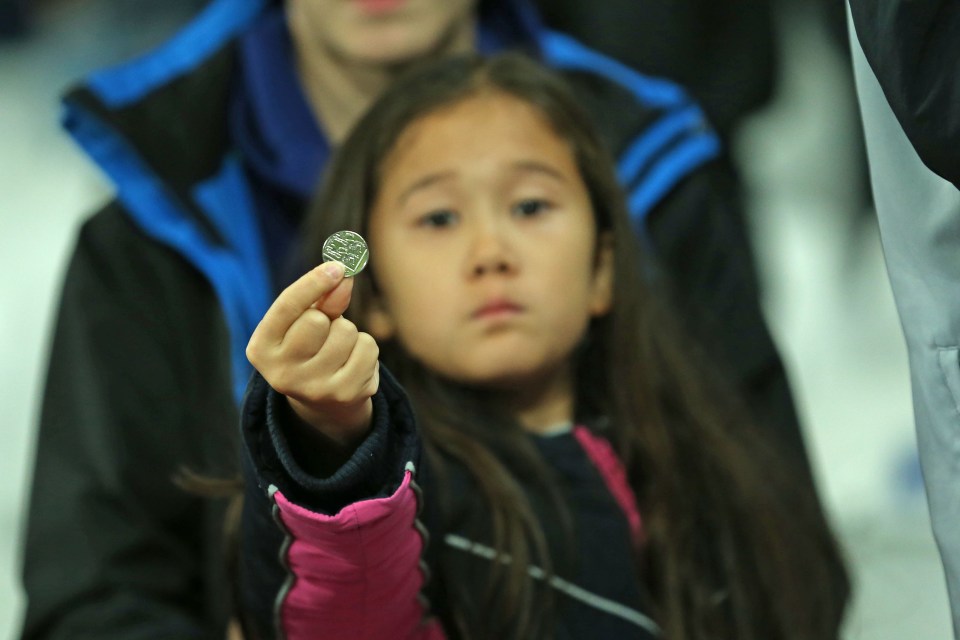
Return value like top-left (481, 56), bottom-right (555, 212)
top-left (86, 0), bottom-right (266, 107)
top-left (626, 134), bottom-right (721, 230)
top-left (539, 30), bottom-right (721, 226)
top-left (65, 0), bottom-right (273, 402)
top-left (63, 104), bottom-right (271, 403)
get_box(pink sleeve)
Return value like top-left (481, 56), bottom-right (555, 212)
top-left (270, 468), bottom-right (446, 640)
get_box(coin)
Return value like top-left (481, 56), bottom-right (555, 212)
top-left (322, 230), bottom-right (369, 277)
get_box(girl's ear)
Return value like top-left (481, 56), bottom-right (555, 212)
top-left (589, 232), bottom-right (615, 317)
top-left (364, 294), bottom-right (397, 341)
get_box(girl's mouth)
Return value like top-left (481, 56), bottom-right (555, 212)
top-left (351, 0), bottom-right (407, 17)
top-left (473, 299), bottom-right (524, 320)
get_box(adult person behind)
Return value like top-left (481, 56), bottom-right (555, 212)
top-left (531, 0), bottom-right (778, 144)
top-left (525, 0), bottom-right (804, 445)
top-left (847, 1), bottom-right (960, 633)
top-left (20, 0), bottom-right (812, 637)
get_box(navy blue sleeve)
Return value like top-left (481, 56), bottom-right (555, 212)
top-left (237, 365), bottom-right (424, 638)
top-left (240, 365), bottom-right (422, 514)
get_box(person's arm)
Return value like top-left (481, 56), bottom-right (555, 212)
top-left (849, 14), bottom-right (960, 630)
top-left (20, 203), bottom-right (236, 639)
top-left (237, 369), bottom-right (444, 640)
top-left (237, 265), bottom-right (443, 639)
top-left (848, 0), bottom-right (960, 188)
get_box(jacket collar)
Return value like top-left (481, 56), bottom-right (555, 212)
top-left (230, 0), bottom-right (545, 202)
top-left (231, 5), bottom-right (326, 200)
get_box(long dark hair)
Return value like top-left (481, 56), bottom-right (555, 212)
top-left (303, 52), bottom-right (850, 639)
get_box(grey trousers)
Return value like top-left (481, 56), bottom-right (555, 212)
top-left (849, 10), bottom-right (960, 636)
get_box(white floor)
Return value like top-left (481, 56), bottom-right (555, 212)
top-left (0, 1), bottom-right (952, 638)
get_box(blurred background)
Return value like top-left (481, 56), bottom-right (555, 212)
top-left (0, 0), bottom-right (951, 637)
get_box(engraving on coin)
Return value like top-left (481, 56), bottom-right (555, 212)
top-left (322, 230), bottom-right (369, 277)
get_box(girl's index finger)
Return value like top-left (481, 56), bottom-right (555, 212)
top-left (255, 262), bottom-right (346, 342)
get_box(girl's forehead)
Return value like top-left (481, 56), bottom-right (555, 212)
top-left (380, 92), bottom-right (571, 176)
top-left (402, 91), bottom-right (552, 142)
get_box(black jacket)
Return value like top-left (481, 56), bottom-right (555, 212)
top-left (239, 370), bottom-right (657, 640)
top-left (533, 0), bottom-right (778, 141)
top-left (849, 0), bottom-right (960, 188)
top-left (20, 0), bottom-right (808, 637)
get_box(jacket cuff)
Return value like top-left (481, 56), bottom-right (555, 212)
top-left (241, 365), bottom-right (420, 514)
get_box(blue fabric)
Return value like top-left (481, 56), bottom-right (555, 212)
top-left (63, 102), bottom-right (271, 402)
top-left (617, 105), bottom-right (707, 187)
top-left (538, 28), bottom-right (721, 228)
top-left (626, 133), bottom-right (721, 228)
top-left (230, 4), bottom-right (329, 295)
top-left (86, 0), bottom-right (266, 107)
top-left (538, 30), bottom-right (689, 109)
top-left (232, 5), bottom-right (329, 200)
top-left (193, 157), bottom-right (274, 402)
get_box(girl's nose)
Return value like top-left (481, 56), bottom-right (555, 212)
top-left (468, 223), bottom-right (517, 277)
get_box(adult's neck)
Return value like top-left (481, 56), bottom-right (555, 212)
top-left (288, 19), bottom-right (476, 143)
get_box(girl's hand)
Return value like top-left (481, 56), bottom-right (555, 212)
top-left (246, 262), bottom-right (380, 448)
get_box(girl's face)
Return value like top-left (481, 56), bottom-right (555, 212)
top-left (366, 92), bottom-right (614, 400)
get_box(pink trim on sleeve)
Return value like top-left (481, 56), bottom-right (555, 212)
top-left (272, 471), bottom-right (446, 640)
top-left (573, 426), bottom-right (644, 548)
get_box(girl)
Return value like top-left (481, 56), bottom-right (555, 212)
top-left (239, 53), bottom-right (849, 639)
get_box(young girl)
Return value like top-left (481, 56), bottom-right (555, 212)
top-left (238, 53), bottom-right (849, 640)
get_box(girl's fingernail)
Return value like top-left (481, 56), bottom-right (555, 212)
top-left (323, 262), bottom-right (344, 279)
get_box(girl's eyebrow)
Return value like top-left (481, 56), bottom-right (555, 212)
top-left (512, 160), bottom-right (568, 183)
top-left (398, 171), bottom-right (455, 206)
top-left (397, 161), bottom-right (569, 206)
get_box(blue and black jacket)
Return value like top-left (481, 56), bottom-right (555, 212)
top-left (20, 0), bottom-right (807, 638)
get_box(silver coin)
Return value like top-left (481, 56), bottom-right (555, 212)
top-left (322, 230), bottom-right (369, 277)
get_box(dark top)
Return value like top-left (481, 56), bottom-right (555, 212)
top-left (239, 370), bottom-right (655, 639)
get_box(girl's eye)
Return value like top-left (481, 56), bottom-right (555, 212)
top-left (512, 199), bottom-right (552, 218)
top-left (418, 210), bottom-right (458, 228)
